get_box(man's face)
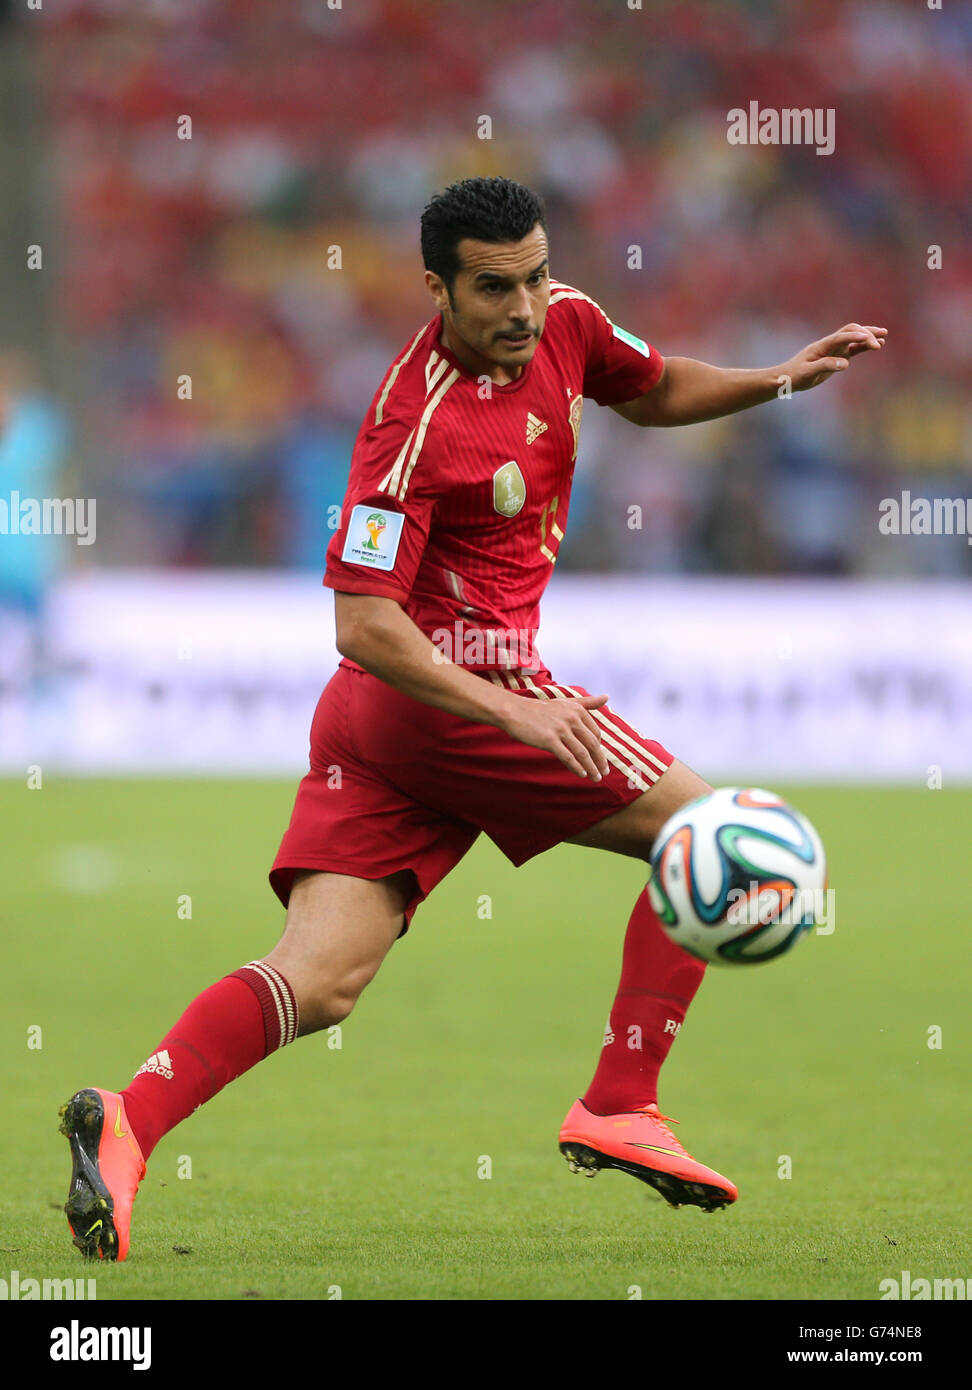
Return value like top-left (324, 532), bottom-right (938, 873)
top-left (426, 223), bottom-right (550, 377)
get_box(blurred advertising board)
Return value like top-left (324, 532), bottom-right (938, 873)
top-left (1, 573), bottom-right (968, 782)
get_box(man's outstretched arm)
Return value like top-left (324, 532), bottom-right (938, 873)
top-left (612, 323), bottom-right (887, 428)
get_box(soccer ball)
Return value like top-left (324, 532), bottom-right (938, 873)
top-left (647, 788), bottom-right (827, 965)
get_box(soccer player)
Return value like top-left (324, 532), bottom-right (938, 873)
top-left (60, 177), bottom-right (886, 1260)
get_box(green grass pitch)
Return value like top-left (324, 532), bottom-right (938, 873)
top-left (3, 778), bottom-right (969, 1301)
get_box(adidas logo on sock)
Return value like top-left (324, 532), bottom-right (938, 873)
top-left (135, 1049), bottom-right (174, 1081)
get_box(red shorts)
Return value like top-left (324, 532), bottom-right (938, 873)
top-left (269, 661), bottom-right (673, 928)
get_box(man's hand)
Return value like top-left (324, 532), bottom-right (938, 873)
top-left (499, 691), bottom-right (612, 782)
top-left (780, 323), bottom-right (887, 392)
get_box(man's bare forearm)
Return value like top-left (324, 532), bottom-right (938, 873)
top-left (617, 357), bottom-right (782, 427)
top-left (335, 591), bottom-right (614, 781)
top-left (614, 324), bottom-right (886, 428)
top-left (335, 592), bottom-right (518, 730)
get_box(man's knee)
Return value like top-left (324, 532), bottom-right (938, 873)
top-left (567, 759), bottom-right (713, 859)
top-left (262, 869), bottom-right (411, 1035)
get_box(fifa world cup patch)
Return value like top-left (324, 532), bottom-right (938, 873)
top-left (342, 504), bottom-right (406, 570)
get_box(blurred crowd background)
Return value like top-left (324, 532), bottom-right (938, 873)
top-left (1, 0), bottom-right (970, 608)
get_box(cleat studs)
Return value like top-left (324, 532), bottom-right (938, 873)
top-left (562, 1144), bottom-right (602, 1178)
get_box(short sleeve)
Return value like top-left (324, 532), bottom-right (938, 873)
top-left (571, 294), bottom-right (665, 406)
top-left (324, 418), bottom-right (441, 602)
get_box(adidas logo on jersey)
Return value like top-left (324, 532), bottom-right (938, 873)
top-left (526, 412), bottom-right (548, 445)
top-left (135, 1049), bottom-right (174, 1080)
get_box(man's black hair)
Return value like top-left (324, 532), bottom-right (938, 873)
top-left (420, 177), bottom-right (547, 303)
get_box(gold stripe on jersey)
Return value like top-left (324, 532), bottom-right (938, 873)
top-left (584, 715), bottom-right (659, 786)
top-left (547, 286), bottom-right (599, 305)
top-left (492, 669), bottom-right (532, 689)
top-left (378, 427), bottom-right (417, 495)
top-left (547, 281), bottom-right (610, 320)
top-left (444, 568), bottom-right (476, 616)
top-left (594, 712), bottom-right (669, 775)
top-left (374, 325), bottom-right (427, 426)
top-left (425, 351), bottom-right (450, 397)
top-left (378, 366), bottom-right (458, 498)
top-left (398, 367), bottom-right (460, 500)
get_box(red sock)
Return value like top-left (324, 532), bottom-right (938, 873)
top-left (582, 892), bottom-right (706, 1114)
top-left (120, 960), bottom-right (299, 1161)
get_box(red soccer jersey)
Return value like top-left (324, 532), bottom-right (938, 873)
top-left (324, 280), bottom-right (664, 673)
